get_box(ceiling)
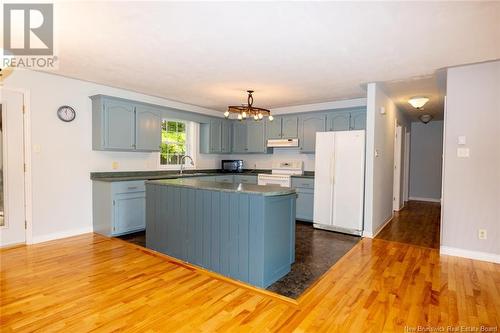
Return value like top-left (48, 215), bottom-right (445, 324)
top-left (41, 1), bottom-right (500, 111)
top-left (382, 73), bottom-right (446, 121)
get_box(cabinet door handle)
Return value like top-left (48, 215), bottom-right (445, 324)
top-left (127, 186), bottom-right (138, 190)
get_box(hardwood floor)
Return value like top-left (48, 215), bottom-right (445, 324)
top-left (376, 200), bottom-right (441, 249)
top-left (1, 233), bottom-right (499, 332)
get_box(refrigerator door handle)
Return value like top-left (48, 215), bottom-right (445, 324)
top-left (330, 154), bottom-right (336, 184)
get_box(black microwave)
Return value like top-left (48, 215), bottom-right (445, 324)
top-left (221, 160), bottom-right (243, 173)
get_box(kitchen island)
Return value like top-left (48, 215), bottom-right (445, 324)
top-left (145, 178), bottom-right (296, 288)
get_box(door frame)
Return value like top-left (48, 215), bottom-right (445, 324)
top-left (402, 128), bottom-right (411, 204)
top-left (1, 88), bottom-right (33, 245)
top-left (393, 123), bottom-right (403, 211)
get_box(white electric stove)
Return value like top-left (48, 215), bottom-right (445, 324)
top-left (257, 161), bottom-right (304, 187)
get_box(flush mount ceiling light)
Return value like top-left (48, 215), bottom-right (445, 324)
top-left (224, 90), bottom-right (273, 121)
top-left (408, 96), bottom-right (430, 110)
top-left (419, 114), bottom-right (433, 124)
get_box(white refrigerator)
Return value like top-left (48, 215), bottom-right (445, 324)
top-left (313, 130), bottom-right (365, 235)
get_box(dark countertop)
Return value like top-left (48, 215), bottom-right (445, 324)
top-left (91, 169), bottom-right (314, 182)
top-left (147, 178), bottom-right (296, 196)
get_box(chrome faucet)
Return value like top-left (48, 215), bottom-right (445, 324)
top-left (179, 155), bottom-right (194, 175)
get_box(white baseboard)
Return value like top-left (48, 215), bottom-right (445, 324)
top-left (30, 226), bottom-right (93, 244)
top-left (409, 196), bottom-right (441, 203)
top-left (440, 246), bottom-right (500, 264)
top-left (363, 214), bottom-right (394, 239)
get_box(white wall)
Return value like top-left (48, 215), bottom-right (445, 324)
top-left (441, 61), bottom-right (500, 262)
top-left (4, 70), bottom-right (223, 243)
top-left (409, 121), bottom-right (443, 201)
top-left (364, 83), bottom-right (410, 237)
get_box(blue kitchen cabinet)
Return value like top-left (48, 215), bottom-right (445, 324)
top-left (232, 121), bottom-right (268, 153)
top-left (246, 121), bottom-right (267, 153)
top-left (92, 180), bottom-right (146, 236)
top-left (326, 109), bottom-right (366, 132)
top-left (299, 114), bottom-right (326, 153)
top-left (91, 95), bottom-right (161, 152)
top-left (200, 119), bottom-right (232, 154)
top-left (292, 178), bottom-right (314, 222)
top-left (327, 111), bottom-right (351, 131)
top-left (265, 117), bottom-right (282, 139)
top-left (265, 116), bottom-right (299, 140)
top-left (210, 120), bottom-right (222, 153)
top-left (135, 105), bottom-right (162, 151)
top-left (350, 110), bottom-right (366, 130)
top-left (102, 99), bottom-right (136, 150)
top-left (221, 120), bottom-right (232, 153)
top-left (232, 121), bottom-right (248, 153)
top-left (282, 116), bottom-right (299, 138)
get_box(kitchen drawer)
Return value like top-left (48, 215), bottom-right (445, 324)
top-left (215, 175), bottom-right (234, 183)
top-left (112, 180), bottom-right (146, 194)
top-left (234, 175), bottom-right (258, 184)
top-left (291, 178), bottom-right (314, 189)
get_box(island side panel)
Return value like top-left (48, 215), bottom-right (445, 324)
top-left (263, 194), bottom-right (296, 287)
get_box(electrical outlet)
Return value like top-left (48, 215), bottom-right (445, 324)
top-left (478, 229), bottom-right (487, 240)
top-left (112, 161), bottom-right (119, 170)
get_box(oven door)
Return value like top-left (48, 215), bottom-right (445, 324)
top-left (257, 174), bottom-right (291, 187)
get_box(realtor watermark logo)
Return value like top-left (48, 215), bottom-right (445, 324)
top-left (2, 3), bottom-right (57, 70)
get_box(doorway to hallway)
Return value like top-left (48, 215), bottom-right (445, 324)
top-left (376, 200), bottom-right (440, 249)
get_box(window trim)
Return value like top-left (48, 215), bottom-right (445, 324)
top-left (158, 119), bottom-right (196, 170)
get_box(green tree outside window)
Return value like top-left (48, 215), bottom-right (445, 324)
top-left (160, 120), bottom-right (187, 165)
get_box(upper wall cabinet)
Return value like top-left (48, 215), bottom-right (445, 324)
top-left (221, 120), bottom-right (232, 153)
top-left (326, 109), bottom-right (366, 131)
top-left (350, 110), bottom-right (366, 130)
top-left (265, 116), bottom-right (299, 140)
top-left (299, 114), bottom-right (326, 153)
top-left (135, 105), bottom-right (162, 151)
top-left (327, 111), bottom-right (351, 131)
top-left (91, 95), bottom-right (162, 152)
top-left (266, 117), bottom-right (282, 139)
top-left (200, 119), bottom-right (232, 154)
top-left (282, 116), bottom-right (299, 138)
top-left (231, 121), bottom-right (269, 154)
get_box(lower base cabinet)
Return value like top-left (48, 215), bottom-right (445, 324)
top-left (292, 178), bottom-right (314, 222)
top-left (93, 180), bottom-right (146, 236)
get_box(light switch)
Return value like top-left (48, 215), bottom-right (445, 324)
top-left (379, 106), bottom-right (386, 115)
top-left (375, 149), bottom-right (380, 157)
top-left (33, 144), bottom-right (41, 153)
top-left (457, 148), bottom-right (470, 158)
top-left (458, 136), bottom-right (466, 145)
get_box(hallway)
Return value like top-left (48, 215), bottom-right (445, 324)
top-left (376, 201), bottom-right (441, 249)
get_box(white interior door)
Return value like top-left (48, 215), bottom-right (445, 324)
top-left (331, 130), bottom-right (365, 231)
top-left (393, 125), bottom-right (403, 211)
top-left (0, 90), bottom-right (26, 247)
top-left (313, 132), bottom-right (335, 226)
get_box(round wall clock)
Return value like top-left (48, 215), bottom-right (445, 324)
top-left (57, 105), bottom-right (76, 122)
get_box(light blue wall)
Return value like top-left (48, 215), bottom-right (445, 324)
top-left (409, 121), bottom-right (443, 201)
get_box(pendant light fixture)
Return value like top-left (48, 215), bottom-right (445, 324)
top-left (225, 90), bottom-right (273, 121)
top-left (408, 96), bottom-right (430, 110)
